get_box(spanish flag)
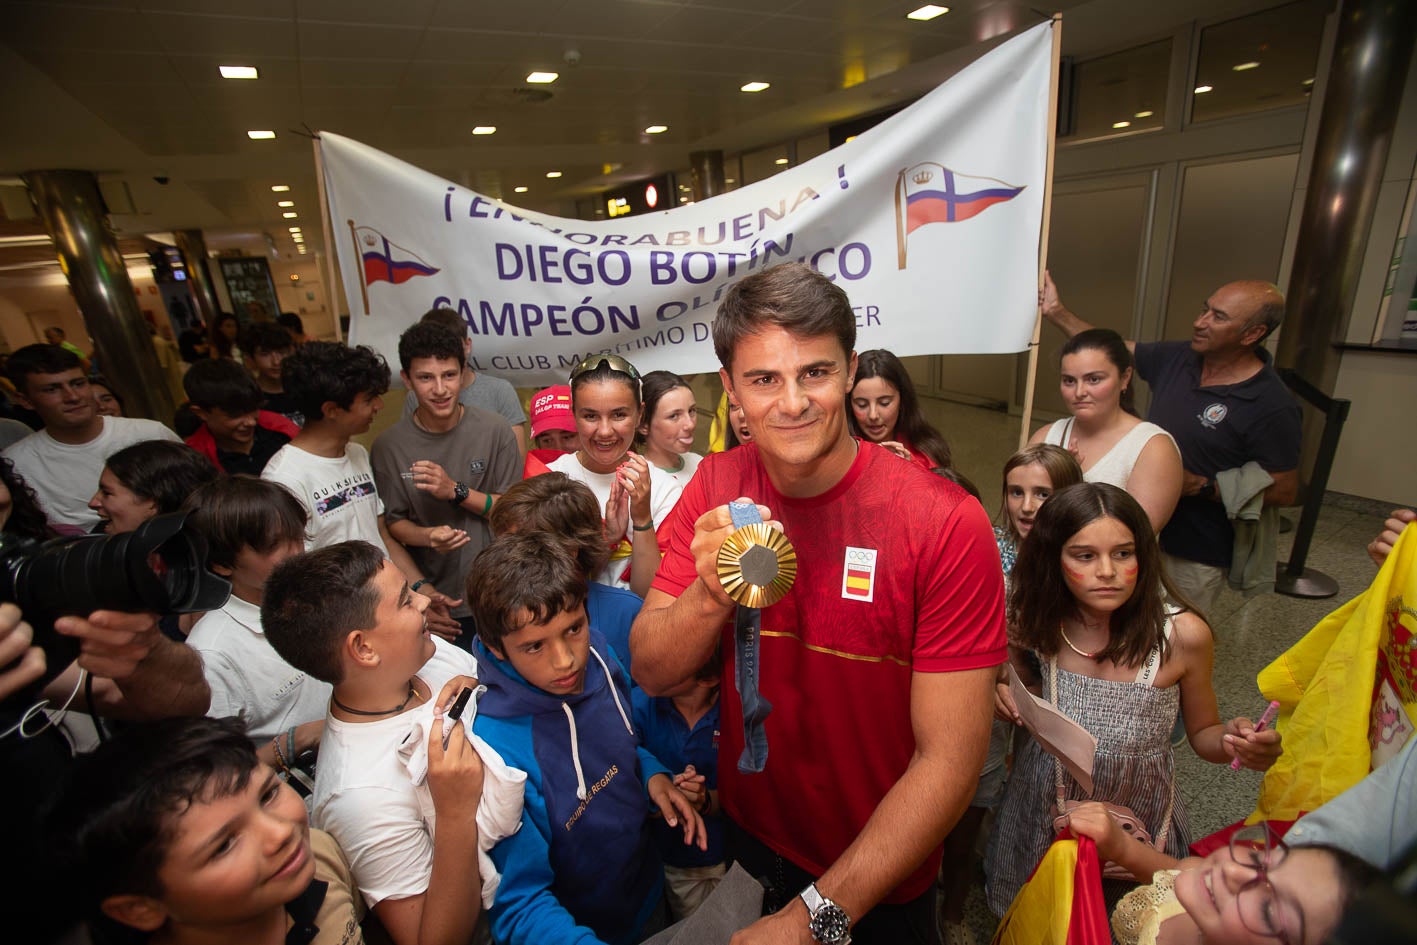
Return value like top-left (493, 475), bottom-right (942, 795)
top-left (992, 834), bottom-right (1109, 945)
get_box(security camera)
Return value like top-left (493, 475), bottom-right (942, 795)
top-left (153, 176), bottom-right (170, 185)
top-left (563, 49), bottom-right (581, 67)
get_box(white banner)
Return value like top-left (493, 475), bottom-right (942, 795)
top-left (319, 22), bottom-right (1053, 387)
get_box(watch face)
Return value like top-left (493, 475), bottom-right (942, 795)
top-left (808, 904), bottom-right (850, 944)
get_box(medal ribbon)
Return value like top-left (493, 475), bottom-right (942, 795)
top-left (729, 500), bottom-right (772, 773)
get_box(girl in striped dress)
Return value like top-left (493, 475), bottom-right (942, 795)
top-left (986, 483), bottom-right (1282, 915)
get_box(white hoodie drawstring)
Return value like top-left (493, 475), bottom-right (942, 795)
top-left (590, 647), bottom-right (633, 734)
top-left (560, 702), bottom-right (587, 800)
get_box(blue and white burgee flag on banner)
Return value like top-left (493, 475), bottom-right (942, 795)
top-left (318, 22), bottom-right (1053, 387)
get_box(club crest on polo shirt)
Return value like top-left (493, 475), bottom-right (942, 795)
top-left (1198, 403), bottom-right (1228, 429)
top-left (468, 459), bottom-right (486, 477)
top-left (842, 547), bottom-right (878, 602)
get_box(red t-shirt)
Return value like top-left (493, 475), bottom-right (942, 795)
top-left (651, 441), bottom-right (1006, 902)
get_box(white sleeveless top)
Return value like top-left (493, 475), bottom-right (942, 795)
top-left (1043, 418), bottom-right (1177, 490)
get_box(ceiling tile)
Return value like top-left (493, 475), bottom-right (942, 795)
top-left (144, 12), bottom-right (299, 57)
top-left (296, 21), bottom-right (425, 60)
top-left (296, 0), bottom-right (437, 27)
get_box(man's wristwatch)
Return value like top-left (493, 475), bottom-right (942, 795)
top-left (800, 884), bottom-right (851, 945)
top-left (450, 481), bottom-right (470, 506)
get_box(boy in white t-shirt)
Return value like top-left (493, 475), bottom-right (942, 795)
top-left (262, 540), bottom-right (484, 945)
top-left (183, 476), bottom-right (330, 767)
top-left (261, 341), bottom-right (461, 639)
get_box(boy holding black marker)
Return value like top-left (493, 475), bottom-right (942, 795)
top-left (261, 540), bottom-right (488, 945)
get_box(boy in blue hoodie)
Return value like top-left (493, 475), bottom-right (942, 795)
top-left (465, 532), bottom-right (705, 945)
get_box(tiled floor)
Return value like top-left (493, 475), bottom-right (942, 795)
top-left (935, 398), bottom-right (1404, 942)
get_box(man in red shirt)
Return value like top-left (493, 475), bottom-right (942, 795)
top-left (632, 263), bottom-right (1005, 945)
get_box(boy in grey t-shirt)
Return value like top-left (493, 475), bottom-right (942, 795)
top-left (373, 322), bottom-right (522, 649)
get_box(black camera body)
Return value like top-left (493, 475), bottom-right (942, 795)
top-left (0, 513), bottom-right (230, 692)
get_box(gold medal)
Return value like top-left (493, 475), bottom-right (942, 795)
top-left (717, 522), bottom-right (797, 608)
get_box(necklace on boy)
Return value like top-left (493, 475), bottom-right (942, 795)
top-left (1059, 624), bottom-right (1101, 660)
top-left (332, 683), bottom-right (420, 717)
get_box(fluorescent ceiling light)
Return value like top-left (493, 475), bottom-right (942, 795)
top-left (514, 186), bottom-right (529, 193)
top-left (472, 126), bottom-right (496, 135)
top-left (288, 226), bottom-right (301, 232)
top-left (740, 81), bottom-right (770, 93)
top-left (247, 130), bottom-right (276, 139)
top-left (271, 185), bottom-right (290, 192)
top-left (220, 65), bottom-right (259, 80)
top-left (906, 5), bottom-right (949, 21)
top-left (1194, 85), bottom-right (1213, 94)
top-left (644, 125), bottom-right (668, 134)
top-left (1112, 120), bottom-right (1131, 129)
top-left (1302, 77), bottom-right (1315, 86)
top-left (282, 212), bottom-right (298, 218)
top-left (546, 171), bottom-right (563, 179)
top-left (725, 178), bottom-right (736, 184)
top-left (277, 200), bottom-right (294, 207)
top-left (1232, 61), bottom-right (1261, 72)
top-left (1134, 110), bottom-right (1154, 118)
top-left (526, 71), bottom-right (558, 84)
top-left (774, 158), bottom-right (789, 165)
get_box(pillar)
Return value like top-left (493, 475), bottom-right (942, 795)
top-left (174, 229), bottom-right (222, 327)
top-left (1276, 0), bottom-right (1417, 394)
top-left (689, 150), bottom-right (726, 202)
top-left (22, 170), bottom-right (177, 423)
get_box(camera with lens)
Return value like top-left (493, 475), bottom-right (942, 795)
top-left (0, 513), bottom-right (230, 693)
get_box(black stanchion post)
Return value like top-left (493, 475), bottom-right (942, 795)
top-left (1276, 368), bottom-right (1351, 599)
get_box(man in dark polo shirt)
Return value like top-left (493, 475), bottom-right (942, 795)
top-left (1041, 272), bottom-right (1300, 613)
top-left (183, 358), bottom-right (298, 476)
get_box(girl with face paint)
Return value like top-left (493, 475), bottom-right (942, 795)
top-left (985, 483), bottom-right (1284, 916)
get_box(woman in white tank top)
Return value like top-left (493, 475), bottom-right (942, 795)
top-left (1029, 329), bottom-right (1182, 532)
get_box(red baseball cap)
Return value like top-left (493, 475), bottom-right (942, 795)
top-left (530, 385), bottom-right (575, 438)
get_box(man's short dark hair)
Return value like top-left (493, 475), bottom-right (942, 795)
top-left (5, 342), bottom-right (82, 393)
top-left (106, 440), bottom-right (221, 515)
top-left (712, 262), bottom-right (855, 370)
top-left (489, 473), bottom-right (610, 578)
top-left (280, 342), bottom-right (390, 422)
top-left (262, 540), bottom-right (385, 684)
top-left (419, 307), bottom-right (467, 339)
top-left (277, 312), bottom-right (305, 335)
top-left (467, 532), bottom-right (587, 651)
top-left (182, 476), bottom-right (308, 571)
top-left (44, 716), bottom-right (259, 930)
top-left (398, 321), bottom-right (465, 373)
top-left (240, 321), bottom-right (294, 357)
top-left (183, 357), bottom-right (264, 413)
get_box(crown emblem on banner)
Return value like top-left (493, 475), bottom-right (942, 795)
top-left (912, 170), bottom-right (934, 185)
top-left (362, 233), bottom-right (377, 246)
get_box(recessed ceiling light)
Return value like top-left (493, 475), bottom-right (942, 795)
top-left (644, 125), bottom-right (668, 134)
top-left (725, 178), bottom-right (736, 184)
top-left (906, 5), bottom-right (949, 21)
top-left (277, 200), bottom-right (294, 207)
top-left (247, 130), bottom-right (276, 140)
top-left (1302, 77), bottom-right (1314, 86)
top-left (546, 171), bottom-right (563, 179)
top-left (472, 126), bottom-right (497, 135)
top-left (774, 158), bottom-right (789, 165)
top-left (526, 71), bottom-right (559, 84)
top-left (1134, 110), bottom-right (1154, 118)
top-left (740, 81), bottom-right (770, 93)
top-left (680, 197), bottom-right (689, 203)
top-left (219, 65), bottom-right (258, 80)
top-left (288, 226), bottom-right (301, 232)
top-left (514, 186), bottom-right (529, 193)
top-left (1112, 120), bottom-right (1131, 129)
top-left (282, 212), bottom-right (298, 218)
top-left (1232, 61), bottom-right (1261, 72)
top-left (1194, 85), bottom-right (1213, 94)
top-left (271, 185), bottom-right (290, 192)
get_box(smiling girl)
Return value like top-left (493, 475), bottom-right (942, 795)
top-left (846, 348), bottom-right (953, 472)
top-left (549, 355), bottom-right (668, 596)
top-left (1031, 329), bottom-right (1182, 532)
top-left (986, 483), bottom-right (1282, 915)
top-left (636, 371), bottom-right (703, 524)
